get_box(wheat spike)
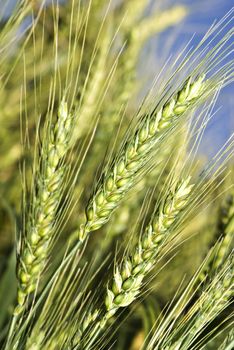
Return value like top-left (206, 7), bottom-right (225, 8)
top-left (215, 192), bottom-right (234, 269)
top-left (74, 177), bottom-right (193, 346)
top-left (103, 177), bottom-right (193, 321)
top-left (14, 100), bottom-right (73, 315)
top-left (74, 75), bottom-right (205, 243)
top-left (167, 254), bottom-right (234, 350)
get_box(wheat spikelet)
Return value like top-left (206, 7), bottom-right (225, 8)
top-left (14, 100), bottom-right (73, 315)
top-left (84, 5), bottom-right (188, 196)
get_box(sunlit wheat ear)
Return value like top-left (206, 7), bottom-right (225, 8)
top-left (74, 75), bottom-right (205, 243)
top-left (104, 131), bottom-right (186, 245)
top-left (74, 176), bottom-right (193, 346)
top-left (103, 178), bottom-right (193, 321)
top-left (14, 99), bottom-right (73, 315)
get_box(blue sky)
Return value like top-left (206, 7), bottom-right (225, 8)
top-left (181, 0), bottom-right (233, 157)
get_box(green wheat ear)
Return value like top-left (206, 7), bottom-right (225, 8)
top-left (215, 192), bottom-right (234, 268)
top-left (73, 176), bottom-right (193, 346)
top-left (199, 190), bottom-right (234, 282)
top-left (74, 75), bottom-right (205, 243)
top-left (218, 328), bottom-right (234, 350)
top-left (166, 254), bottom-right (234, 350)
top-left (104, 178), bottom-right (193, 319)
top-left (14, 99), bottom-right (73, 315)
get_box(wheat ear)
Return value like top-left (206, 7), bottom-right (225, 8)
top-left (214, 192), bottom-right (234, 269)
top-left (132, 6), bottom-right (187, 46)
top-left (75, 177), bottom-right (193, 346)
top-left (14, 100), bottom-right (73, 315)
top-left (218, 328), bottom-right (234, 350)
top-left (163, 253), bottom-right (233, 350)
top-left (119, 0), bottom-right (149, 32)
top-left (71, 29), bottom-right (110, 143)
top-left (200, 191), bottom-right (234, 282)
top-left (74, 75), bottom-right (205, 243)
top-left (103, 177), bottom-right (193, 321)
top-left (183, 254), bottom-right (234, 348)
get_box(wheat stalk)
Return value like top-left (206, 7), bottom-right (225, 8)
top-left (14, 99), bottom-right (73, 315)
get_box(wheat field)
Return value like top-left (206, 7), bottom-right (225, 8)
top-left (0, 1), bottom-right (233, 349)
